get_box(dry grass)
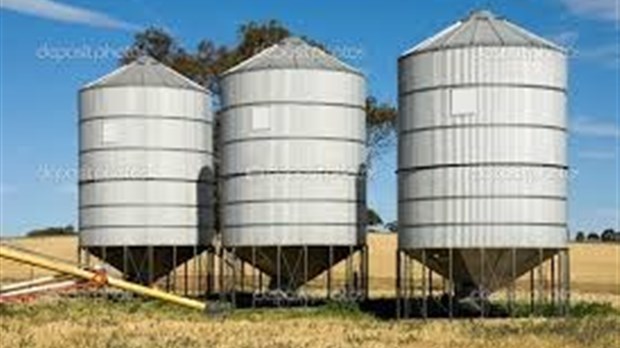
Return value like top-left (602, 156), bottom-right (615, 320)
top-left (0, 298), bottom-right (618, 348)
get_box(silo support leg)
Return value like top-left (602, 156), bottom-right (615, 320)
top-left (276, 246), bottom-right (281, 306)
top-left (363, 245), bottom-right (369, 299)
top-left (480, 248), bottom-right (485, 318)
top-left (122, 246), bottom-right (128, 281)
top-left (537, 249), bottom-right (544, 315)
top-left (327, 246), bottom-right (333, 299)
top-left (509, 248), bottom-right (516, 317)
top-left (303, 245), bottom-right (308, 306)
top-left (448, 248), bottom-right (454, 319)
top-left (218, 247), bottom-right (224, 303)
top-left (251, 246), bottom-right (257, 308)
top-left (184, 257), bottom-right (189, 296)
top-left (421, 250), bottom-right (427, 319)
top-left (550, 253), bottom-right (556, 309)
top-left (395, 250), bottom-right (402, 319)
top-left (194, 246), bottom-right (199, 296)
top-left (529, 269), bottom-right (535, 315)
top-left (561, 249), bottom-right (571, 316)
top-left (231, 248), bottom-right (237, 308)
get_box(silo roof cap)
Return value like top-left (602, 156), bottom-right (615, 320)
top-left (401, 9), bottom-right (566, 58)
top-left (222, 36), bottom-right (363, 77)
top-left (81, 55), bottom-right (206, 92)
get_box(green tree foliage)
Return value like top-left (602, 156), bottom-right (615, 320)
top-left (366, 96), bottom-right (396, 164)
top-left (120, 21), bottom-right (396, 158)
top-left (600, 228), bottom-right (616, 242)
top-left (27, 225), bottom-right (75, 237)
top-left (575, 231), bottom-right (585, 242)
top-left (367, 208), bottom-right (383, 226)
top-left (586, 232), bottom-right (600, 241)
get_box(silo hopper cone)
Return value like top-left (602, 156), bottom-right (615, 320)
top-left (233, 246), bottom-right (354, 290)
top-left (408, 248), bottom-right (558, 298)
top-left (87, 246), bottom-right (198, 284)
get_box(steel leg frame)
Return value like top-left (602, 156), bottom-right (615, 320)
top-left (395, 248), bottom-right (571, 319)
top-left (220, 245), bottom-right (367, 308)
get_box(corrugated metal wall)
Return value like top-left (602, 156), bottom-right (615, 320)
top-left (398, 46), bottom-right (568, 249)
top-left (79, 85), bottom-right (214, 247)
top-left (220, 69), bottom-right (367, 247)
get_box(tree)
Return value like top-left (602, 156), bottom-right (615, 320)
top-left (586, 232), bottom-right (600, 241)
top-left (120, 22), bottom-right (396, 160)
top-left (366, 97), bottom-right (397, 167)
top-left (121, 27), bottom-right (179, 65)
top-left (367, 208), bottom-right (383, 226)
top-left (575, 231), bottom-right (585, 242)
top-left (601, 228), bottom-right (615, 242)
top-left (27, 225), bottom-right (75, 237)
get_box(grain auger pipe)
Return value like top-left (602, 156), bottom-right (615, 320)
top-left (0, 244), bottom-right (206, 311)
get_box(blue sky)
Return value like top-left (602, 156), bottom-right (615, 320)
top-left (0, 0), bottom-right (618, 236)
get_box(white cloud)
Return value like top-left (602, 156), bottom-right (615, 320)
top-left (576, 44), bottom-right (620, 68)
top-left (572, 117), bottom-right (620, 138)
top-left (578, 150), bottom-right (618, 159)
top-left (560, 0), bottom-right (620, 23)
top-left (1, 0), bottom-right (138, 30)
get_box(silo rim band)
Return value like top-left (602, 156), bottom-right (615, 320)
top-left (79, 147), bottom-right (215, 156)
top-left (79, 178), bottom-right (216, 185)
top-left (79, 115), bottom-right (213, 125)
top-left (399, 195), bottom-right (567, 202)
top-left (400, 83), bottom-right (567, 96)
top-left (399, 123), bottom-right (567, 135)
top-left (397, 163), bottom-right (569, 173)
top-left (223, 222), bottom-right (364, 228)
top-left (79, 245), bottom-right (213, 250)
top-left (219, 66), bottom-right (366, 79)
top-left (218, 100), bottom-right (366, 113)
top-left (79, 224), bottom-right (207, 230)
top-left (79, 203), bottom-right (215, 209)
top-left (398, 43), bottom-right (566, 61)
top-left (221, 170), bottom-right (364, 179)
top-left (399, 222), bottom-right (568, 228)
top-left (79, 84), bottom-right (209, 94)
top-left (223, 198), bottom-right (363, 205)
top-left (222, 136), bottom-right (365, 146)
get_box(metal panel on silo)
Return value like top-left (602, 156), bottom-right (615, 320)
top-left (219, 38), bottom-right (367, 293)
top-left (397, 11), bottom-right (569, 302)
top-left (78, 56), bottom-right (215, 283)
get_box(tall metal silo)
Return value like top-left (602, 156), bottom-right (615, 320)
top-left (219, 37), bottom-right (368, 304)
top-left (397, 10), bottom-right (570, 317)
top-left (79, 56), bottom-right (216, 287)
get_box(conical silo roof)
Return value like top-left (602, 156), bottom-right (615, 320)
top-left (222, 37), bottom-right (362, 76)
top-left (81, 55), bottom-right (206, 92)
top-left (402, 10), bottom-right (565, 57)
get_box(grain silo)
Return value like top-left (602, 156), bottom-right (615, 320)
top-left (397, 10), bottom-right (570, 317)
top-left (79, 56), bottom-right (216, 288)
top-left (219, 37), bottom-right (368, 305)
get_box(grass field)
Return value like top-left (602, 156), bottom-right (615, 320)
top-left (0, 298), bottom-right (618, 348)
top-left (0, 235), bottom-right (618, 348)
